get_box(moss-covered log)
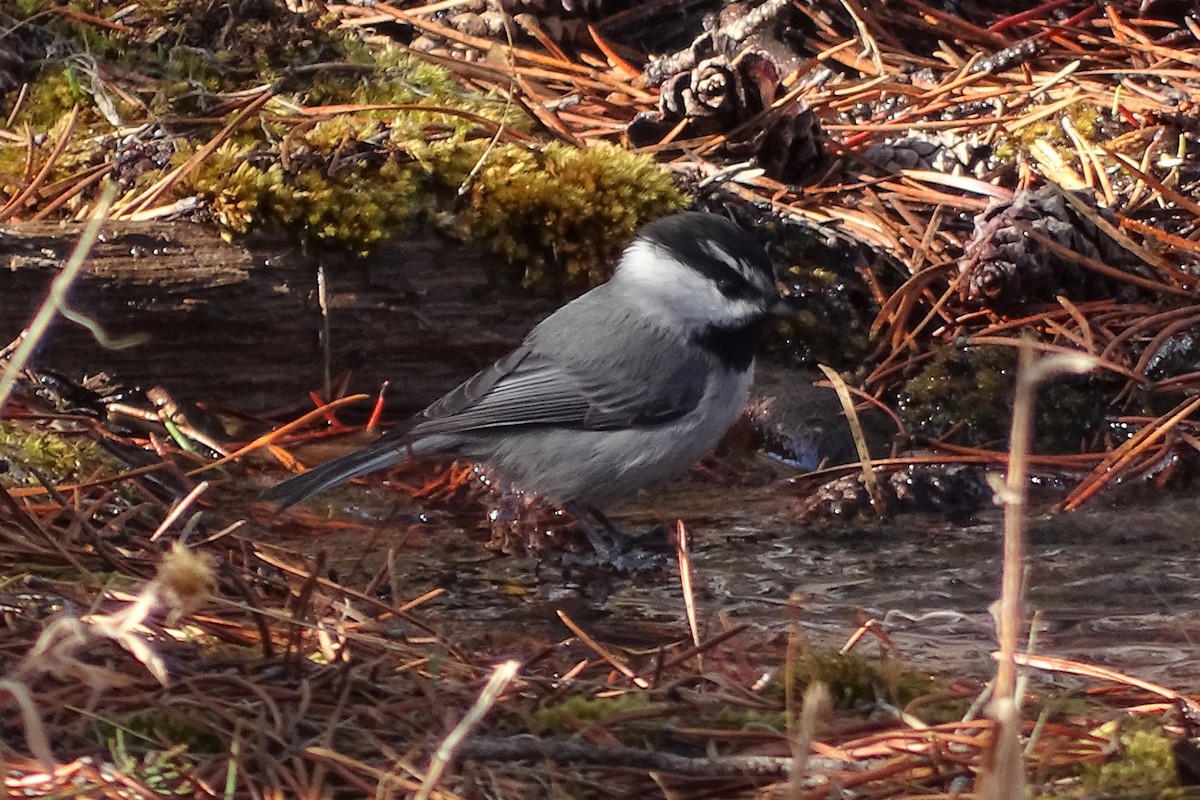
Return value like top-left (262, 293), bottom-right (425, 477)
top-left (0, 222), bottom-right (556, 410)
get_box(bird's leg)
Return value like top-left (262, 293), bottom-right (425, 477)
top-left (561, 501), bottom-right (623, 560)
top-left (586, 506), bottom-right (638, 548)
top-left (560, 502), bottom-right (671, 571)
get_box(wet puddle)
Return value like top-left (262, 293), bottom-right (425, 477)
top-left (276, 476), bottom-right (1200, 690)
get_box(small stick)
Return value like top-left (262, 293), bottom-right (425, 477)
top-left (150, 481), bottom-right (210, 542)
top-left (557, 610), bottom-right (649, 689)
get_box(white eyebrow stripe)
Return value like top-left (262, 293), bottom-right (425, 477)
top-left (699, 240), bottom-right (747, 273)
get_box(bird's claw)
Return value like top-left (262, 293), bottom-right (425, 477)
top-left (562, 509), bottom-right (672, 571)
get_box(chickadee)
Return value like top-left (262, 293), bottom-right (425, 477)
top-left (265, 211), bottom-right (781, 558)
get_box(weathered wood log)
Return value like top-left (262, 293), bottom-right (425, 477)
top-left (0, 221), bottom-right (559, 411)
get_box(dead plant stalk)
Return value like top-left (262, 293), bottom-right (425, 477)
top-left (979, 337), bottom-right (1095, 798)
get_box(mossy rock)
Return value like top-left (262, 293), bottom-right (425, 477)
top-left (897, 344), bottom-right (1112, 451)
top-left (2, 5), bottom-right (687, 287)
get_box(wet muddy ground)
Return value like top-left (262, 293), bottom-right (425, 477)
top-left (265, 474), bottom-right (1200, 693)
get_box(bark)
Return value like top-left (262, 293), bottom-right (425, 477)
top-left (0, 221), bottom-right (557, 411)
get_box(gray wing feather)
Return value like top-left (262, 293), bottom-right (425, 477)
top-left (579, 356), bottom-right (705, 429)
top-left (419, 345), bottom-right (534, 419)
top-left (409, 298), bottom-right (708, 436)
top-left (412, 351), bottom-right (592, 436)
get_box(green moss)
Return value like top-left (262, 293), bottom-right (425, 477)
top-left (530, 692), bottom-right (661, 734)
top-left (702, 704), bottom-right (788, 733)
top-left (899, 345), bottom-right (1015, 446)
top-left (159, 48), bottom-right (226, 106)
top-left (4, 2), bottom-right (400, 132)
top-left (109, 739), bottom-right (197, 797)
top-left (1033, 725), bottom-right (1182, 799)
top-left (1035, 375), bottom-right (1114, 453)
top-left (898, 344), bottom-right (1110, 451)
top-left (994, 103), bottom-right (1104, 162)
top-left (772, 264), bottom-right (874, 371)
top-left (272, 160), bottom-right (420, 250)
top-left (92, 708), bottom-right (228, 796)
top-left (100, 707), bottom-right (225, 755)
top-left (13, 67), bottom-right (94, 131)
top-left (177, 136), bottom-right (422, 251)
top-left (304, 41), bottom-right (504, 117)
top-left (1082, 729), bottom-right (1181, 798)
top-left (0, 109), bottom-right (112, 207)
top-left (0, 421), bottom-right (119, 488)
top-left (785, 650), bottom-right (940, 711)
top-left (453, 141), bottom-right (688, 289)
top-left (174, 140), bottom-right (269, 234)
top-left (298, 116), bottom-right (385, 152)
top-left (5, 2), bottom-right (683, 280)
top-left (1068, 104), bottom-right (1101, 141)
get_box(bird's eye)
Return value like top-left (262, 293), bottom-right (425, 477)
top-left (716, 276), bottom-right (746, 298)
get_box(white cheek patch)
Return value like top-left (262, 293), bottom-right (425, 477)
top-left (615, 242), bottom-right (766, 329)
top-left (618, 242), bottom-right (708, 293)
top-left (617, 244), bottom-right (720, 317)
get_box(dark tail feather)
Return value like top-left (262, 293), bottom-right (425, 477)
top-left (263, 440), bottom-right (409, 509)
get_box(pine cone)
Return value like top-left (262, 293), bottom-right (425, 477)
top-left (661, 55), bottom-right (745, 120)
top-left (796, 465), bottom-right (994, 519)
top-left (863, 131), bottom-right (994, 178)
top-left (112, 132), bottom-right (175, 191)
top-left (727, 102), bottom-right (828, 185)
top-left (631, 1), bottom-right (825, 184)
top-left (959, 185), bottom-right (1134, 308)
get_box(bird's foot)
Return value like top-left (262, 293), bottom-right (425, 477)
top-left (560, 504), bottom-right (671, 571)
